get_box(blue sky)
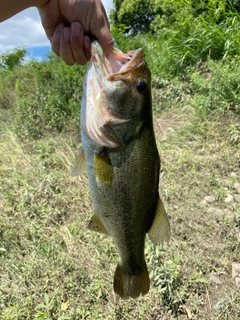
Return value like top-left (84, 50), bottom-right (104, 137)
top-left (26, 46), bottom-right (51, 61)
top-left (0, 0), bottom-right (113, 60)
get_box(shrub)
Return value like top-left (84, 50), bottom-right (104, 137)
top-left (190, 57), bottom-right (240, 115)
top-left (14, 55), bottom-right (86, 140)
top-left (0, 48), bottom-right (26, 70)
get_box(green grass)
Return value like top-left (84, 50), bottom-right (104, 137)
top-left (0, 23), bottom-right (240, 317)
top-left (1, 86), bottom-right (240, 318)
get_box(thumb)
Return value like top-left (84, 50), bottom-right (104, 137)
top-left (92, 25), bottom-right (114, 57)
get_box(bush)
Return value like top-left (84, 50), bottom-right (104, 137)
top-left (0, 48), bottom-right (26, 110)
top-left (0, 69), bottom-right (17, 110)
top-left (190, 57), bottom-right (240, 115)
top-left (112, 0), bottom-right (240, 78)
top-left (14, 55), bottom-right (86, 140)
top-left (0, 48), bottom-right (26, 70)
top-left (167, 14), bottom-right (240, 67)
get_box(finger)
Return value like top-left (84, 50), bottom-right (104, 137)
top-left (60, 27), bottom-right (75, 66)
top-left (51, 23), bottom-right (65, 57)
top-left (97, 28), bottom-right (114, 58)
top-left (89, 23), bottom-right (114, 57)
top-left (84, 35), bottom-right (91, 61)
top-left (70, 22), bottom-right (88, 65)
top-left (38, 6), bottom-right (57, 41)
top-left (89, 20), bottom-right (113, 57)
top-left (90, 1), bottom-right (114, 57)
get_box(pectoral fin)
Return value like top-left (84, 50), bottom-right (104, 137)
top-left (94, 152), bottom-right (114, 185)
top-left (88, 213), bottom-right (109, 235)
top-left (70, 147), bottom-right (87, 176)
top-left (148, 197), bottom-right (170, 245)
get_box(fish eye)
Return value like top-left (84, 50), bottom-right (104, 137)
top-left (136, 80), bottom-right (147, 92)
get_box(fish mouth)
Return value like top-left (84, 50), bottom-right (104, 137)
top-left (82, 41), bottom-right (147, 149)
top-left (90, 40), bottom-right (144, 80)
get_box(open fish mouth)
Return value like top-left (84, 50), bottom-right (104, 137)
top-left (81, 40), bottom-right (150, 149)
top-left (73, 41), bottom-right (170, 300)
top-left (90, 40), bottom-right (144, 80)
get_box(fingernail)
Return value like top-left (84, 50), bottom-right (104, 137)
top-left (63, 28), bottom-right (70, 40)
top-left (58, 23), bottom-right (65, 32)
top-left (72, 22), bottom-right (81, 36)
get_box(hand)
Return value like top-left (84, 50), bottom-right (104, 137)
top-left (38, 0), bottom-right (113, 65)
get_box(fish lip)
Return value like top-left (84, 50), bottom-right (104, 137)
top-left (90, 40), bottom-right (112, 76)
top-left (91, 40), bottom-right (144, 78)
top-left (114, 48), bottom-right (144, 74)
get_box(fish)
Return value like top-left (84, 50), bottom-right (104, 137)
top-left (71, 40), bottom-right (170, 299)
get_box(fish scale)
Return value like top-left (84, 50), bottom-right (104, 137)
top-left (71, 40), bottom-right (170, 299)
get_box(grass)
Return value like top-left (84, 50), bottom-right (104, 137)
top-left (0, 80), bottom-right (240, 319)
top-left (1, 3), bottom-right (240, 316)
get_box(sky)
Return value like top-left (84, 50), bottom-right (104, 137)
top-left (0, 0), bottom-right (113, 60)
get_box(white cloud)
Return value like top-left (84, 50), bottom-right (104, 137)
top-left (102, 0), bottom-right (113, 13)
top-left (0, 0), bottom-right (113, 54)
top-left (0, 8), bottom-right (49, 53)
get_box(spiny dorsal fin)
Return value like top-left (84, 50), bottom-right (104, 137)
top-left (148, 197), bottom-right (170, 245)
top-left (70, 147), bottom-right (87, 176)
top-left (94, 152), bottom-right (114, 185)
top-left (88, 213), bottom-right (109, 235)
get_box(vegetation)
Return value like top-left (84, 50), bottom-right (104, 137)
top-left (0, 0), bottom-right (240, 318)
top-left (111, 0), bottom-right (240, 77)
top-left (0, 48), bottom-right (26, 70)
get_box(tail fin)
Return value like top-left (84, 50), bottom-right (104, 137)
top-left (113, 261), bottom-right (150, 299)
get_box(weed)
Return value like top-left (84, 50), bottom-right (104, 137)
top-left (0, 8), bottom-right (240, 317)
top-left (227, 124), bottom-right (240, 145)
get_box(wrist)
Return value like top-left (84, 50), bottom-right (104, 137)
top-left (0, 0), bottom-right (50, 22)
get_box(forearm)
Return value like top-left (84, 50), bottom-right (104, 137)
top-left (0, 0), bottom-right (48, 22)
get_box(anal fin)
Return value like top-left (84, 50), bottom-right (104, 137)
top-left (148, 197), bottom-right (170, 245)
top-left (70, 147), bottom-right (87, 176)
top-left (88, 213), bottom-right (109, 236)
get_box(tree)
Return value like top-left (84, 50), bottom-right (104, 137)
top-left (110, 0), bottom-right (240, 35)
top-left (0, 48), bottom-right (26, 70)
top-left (110, 0), bottom-right (163, 35)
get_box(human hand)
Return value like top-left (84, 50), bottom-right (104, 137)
top-left (38, 0), bottom-right (113, 65)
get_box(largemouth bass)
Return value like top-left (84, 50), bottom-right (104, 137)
top-left (71, 40), bottom-right (170, 299)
